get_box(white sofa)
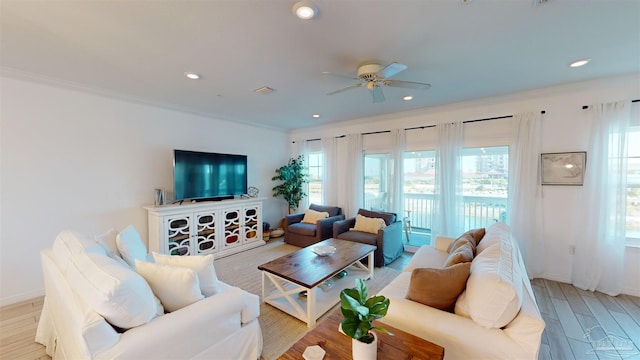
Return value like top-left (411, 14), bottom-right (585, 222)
top-left (35, 229), bottom-right (262, 359)
top-left (378, 222), bottom-right (545, 360)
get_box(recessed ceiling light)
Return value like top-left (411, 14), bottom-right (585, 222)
top-left (184, 72), bottom-right (200, 80)
top-left (312, 114), bottom-right (320, 118)
top-left (403, 95), bottom-right (413, 101)
top-left (292, 1), bottom-right (318, 20)
top-left (569, 58), bottom-right (590, 68)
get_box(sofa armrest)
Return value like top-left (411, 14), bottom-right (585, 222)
top-left (318, 214), bottom-right (345, 239)
top-left (434, 236), bottom-right (456, 252)
top-left (333, 217), bottom-right (356, 237)
top-left (285, 213), bottom-right (305, 227)
top-left (97, 286), bottom-right (256, 359)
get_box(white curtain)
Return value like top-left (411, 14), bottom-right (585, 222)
top-left (572, 100), bottom-right (631, 296)
top-left (292, 140), bottom-right (309, 210)
top-left (507, 112), bottom-right (544, 278)
top-left (322, 137), bottom-right (338, 205)
top-left (344, 134), bottom-right (364, 218)
top-left (390, 129), bottom-right (405, 218)
top-left (431, 122), bottom-right (465, 238)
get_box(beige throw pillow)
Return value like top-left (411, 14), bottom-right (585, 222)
top-left (152, 252), bottom-right (220, 296)
top-left (351, 214), bottom-right (387, 234)
top-left (406, 262), bottom-right (472, 312)
top-left (301, 209), bottom-right (330, 224)
top-left (135, 260), bottom-right (204, 312)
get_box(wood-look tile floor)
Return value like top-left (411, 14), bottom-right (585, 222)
top-left (1, 254), bottom-right (638, 360)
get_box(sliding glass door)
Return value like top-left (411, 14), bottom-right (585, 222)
top-left (364, 153), bottom-right (390, 211)
top-left (400, 146), bottom-right (508, 246)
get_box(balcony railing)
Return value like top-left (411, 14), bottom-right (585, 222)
top-left (365, 192), bottom-right (507, 233)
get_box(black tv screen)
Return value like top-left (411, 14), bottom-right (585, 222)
top-left (173, 150), bottom-right (247, 202)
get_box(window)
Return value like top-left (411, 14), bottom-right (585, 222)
top-left (403, 151), bottom-right (436, 246)
top-left (461, 146), bottom-right (509, 228)
top-left (400, 146), bottom-right (509, 246)
top-left (364, 153), bottom-right (390, 211)
top-left (626, 127), bottom-right (640, 245)
top-left (625, 104), bottom-right (640, 246)
top-left (308, 151), bottom-right (323, 205)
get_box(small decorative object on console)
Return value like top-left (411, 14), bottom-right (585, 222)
top-left (248, 186), bottom-right (260, 197)
top-left (312, 245), bottom-right (336, 257)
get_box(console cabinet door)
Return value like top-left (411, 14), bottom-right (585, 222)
top-left (243, 204), bottom-right (261, 244)
top-left (223, 208), bottom-right (242, 249)
top-left (194, 211), bottom-right (217, 255)
top-left (165, 215), bottom-right (193, 256)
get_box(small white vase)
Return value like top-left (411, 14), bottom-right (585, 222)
top-left (351, 332), bottom-right (377, 360)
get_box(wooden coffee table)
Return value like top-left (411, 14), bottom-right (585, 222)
top-left (279, 308), bottom-right (445, 360)
top-left (258, 238), bottom-right (376, 327)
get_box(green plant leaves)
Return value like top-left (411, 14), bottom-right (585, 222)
top-left (339, 278), bottom-right (392, 342)
top-left (271, 155), bottom-right (309, 213)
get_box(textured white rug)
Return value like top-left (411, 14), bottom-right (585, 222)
top-left (214, 238), bottom-right (402, 360)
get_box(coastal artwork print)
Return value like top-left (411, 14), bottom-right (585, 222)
top-left (541, 152), bottom-right (586, 185)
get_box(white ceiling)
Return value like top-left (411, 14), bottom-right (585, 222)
top-left (2, 0), bottom-right (639, 130)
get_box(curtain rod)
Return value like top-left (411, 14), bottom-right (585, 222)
top-left (582, 99), bottom-right (640, 109)
top-left (292, 110), bottom-right (546, 143)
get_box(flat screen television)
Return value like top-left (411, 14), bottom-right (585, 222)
top-left (173, 150), bottom-right (248, 202)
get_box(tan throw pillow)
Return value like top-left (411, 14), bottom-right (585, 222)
top-left (446, 228), bottom-right (486, 253)
top-left (406, 262), bottom-right (472, 312)
top-left (301, 209), bottom-right (330, 224)
top-left (444, 242), bottom-right (474, 267)
top-left (351, 214), bottom-right (387, 234)
top-left (468, 228), bottom-right (486, 247)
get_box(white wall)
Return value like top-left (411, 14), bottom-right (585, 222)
top-left (291, 73), bottom-right (640, 296)
top-left (0, 75), bottom-right (290, 305)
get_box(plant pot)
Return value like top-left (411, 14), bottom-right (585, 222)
top-left (352, 332), bottom-right (377, 360)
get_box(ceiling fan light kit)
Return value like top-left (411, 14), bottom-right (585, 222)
top-left (324, 62), bottom-right (431, 104)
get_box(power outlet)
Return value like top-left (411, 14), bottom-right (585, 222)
top-left (569, 245), bottom-right (576, 255)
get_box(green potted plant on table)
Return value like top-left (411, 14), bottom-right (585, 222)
top-left (272, 155), bottom-right (309, 214)
top-left (340, 278), bottom-right (392, 360)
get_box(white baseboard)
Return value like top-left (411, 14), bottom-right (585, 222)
top-left (0, 288), bottom-right (45, 307)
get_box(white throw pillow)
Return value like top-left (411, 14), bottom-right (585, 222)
top-left (351, 214), bottom-right (387, 234)
top-left (116, 225), bottom-right (148, 268)
top-left (64, 251), bottom-right (157, 329)
top-left (135, 260), bottom-right (204, 312)
top-left (152, 252), bottom-right (220, 296)
top-left (53, 230), bottom-right (107, 275)
top-left (461, 239), bottom-right (524, 329)
top-left (95, 228), bottom-right (129, 267)
top-left (301, 209), bottom-right (330, 224)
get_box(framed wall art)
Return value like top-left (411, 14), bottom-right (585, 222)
top-left (541, 152), bottom-right (587, 185)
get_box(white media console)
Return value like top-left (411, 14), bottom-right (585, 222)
top-left (145, 197), bottom-right (266, 258)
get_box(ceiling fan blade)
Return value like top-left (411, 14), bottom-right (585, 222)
top-left (377, 62), bottom-right (407, 79)
top-left (371, 86), bottom-right (385, 103)
top-left (327, 83), bottom-right (363, 95)
top-left (384, 79), bottom-right (431, 90)
top-left (322, 71), bottom-right (360, 81)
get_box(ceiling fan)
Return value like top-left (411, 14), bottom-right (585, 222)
top-left (323, 62), bottom-right (431, 103)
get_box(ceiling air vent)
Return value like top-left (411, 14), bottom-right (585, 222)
top-left (253, 86), bottom-right (275, 95)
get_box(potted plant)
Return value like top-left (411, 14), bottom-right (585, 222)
top-left (272, 155), bottom-right (309, 214)
top-left (340, 278), bottom-right (392, 360)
